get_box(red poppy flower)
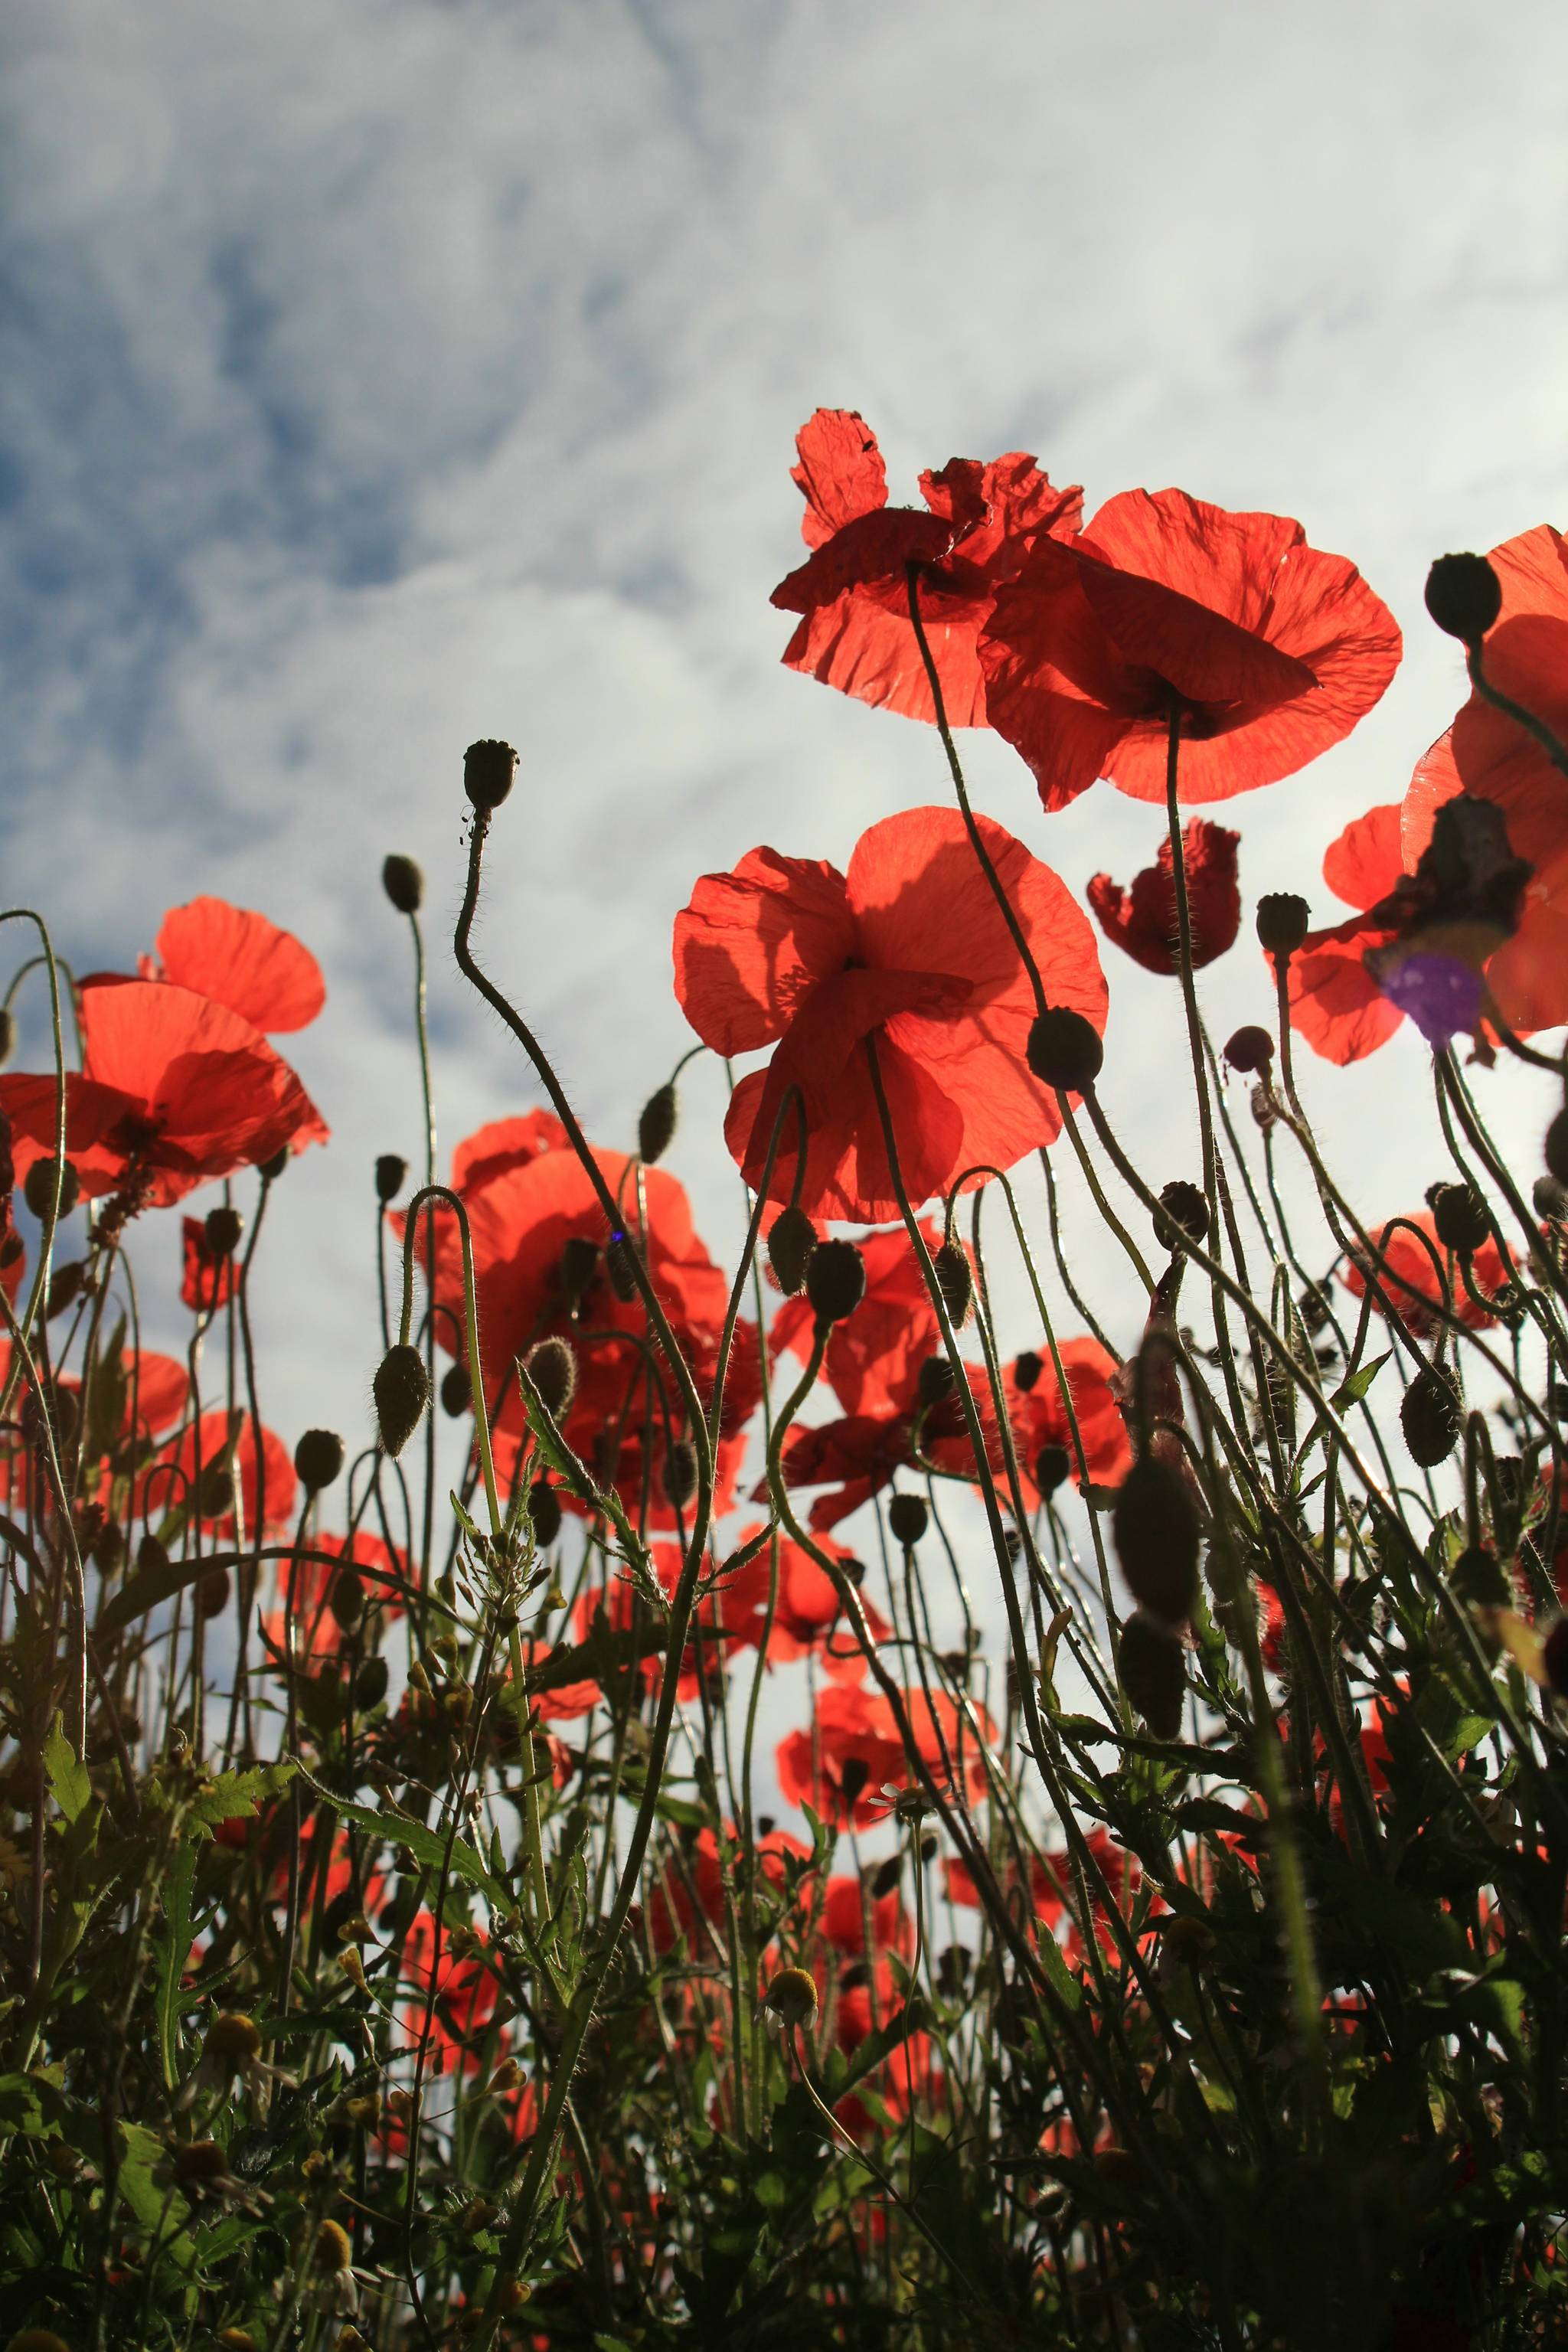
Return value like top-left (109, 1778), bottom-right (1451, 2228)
top-left (675, 806), bottom-right (1107, 1220)
top-left (262, 1529), bottom-right (408, 1664)
top-left (1402, 524), bottom-right (1568, 1035)
top-left (141, 1409), bottom-right (299, 1538)
top-left (1087, 817), bottom-right (1240, 974)
top-left (398, 1913), bottom-right (503, 2077)
top-left (1279, 804), bottom-right (1408, 1064)
top-left (773, 1360), bottom-right (997, 1531)
top-left (1340, 1210), bottom-right (1514, 1338)
top-left (0, 982), bottom-right (327, 1209)
top-left (717, 1523), bottom-right (890, 1682)
top-left (648, 1821), bottom-right (808, 1959)
top-left (978, 489), bottom-right (1401, 811)
top-left (181, 1216), bottom-right (241, 1313)
top-left (770, 409), bottom-right (1083, 727)
top-left (144, 897), bottom-right (325, 1034)
top-left (776, 1682), bottom-right (995, 1830)
top-left (770, 1220), bottom-right (943, 1417)
top-left (945, 1824), bottom-right (1145, 1963)
top-left (451, 1110), bottom-right (569, 1196)
top-left (1004, 1336), bottom-right (1131, 1503)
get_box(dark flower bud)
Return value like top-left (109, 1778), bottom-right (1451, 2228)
top-left (1544, 1618), bottom-right (1568, 1697)
top-left (47, 1260), bottom-right (83, 1318)
top-left (1451, 1545), bottom-right (1508, 1609)
top-left (439, 1363), bottom-right (472, 1417)
top-left (1424, 552), bottom-right (1502, 644)
top-left (916, 1353), bottom-right (956, 1410)
top-left (806, 1238), bottom-right (866, 1327)
top-left (0, 1008), bottom-right (12, 1069)
top-left (933, 1239), bottom-right (972, 1325)
top-left (375, 1154), bottom-right (408, 1204)
top-left (1112, 1455), bottom-right (1200, 1623)
top-left (1534, 1173), bottom-right (1568, 1223)
top-left (1431, 1181), bottom-right (1491, 1255)
top-left (464, 738), bottom-right (518, 812)
top-left (294, 1428), bottom-right (345, 1493)
top-left (204, 1204), bottom-right (244, 1258)
top-left (606, 1233), bottom-right (640, 1303)
top-left (919, 1833), bottom-right (937, 1863)
top-left (1223, 1024), bottom-right (1274, 1075)
top-left (1155, 1181), bottom-right (1210, 1250)
top-left (1013, 1349), bottom-right (1044, 1393)
top-left (329, 1570), bottom-right (364, 1631)
top-left (887, 1491), bottom-right (928, 1548)
top-left (198, 1568), bottom-right (231, 1621)
top-left (1256, 893), bottom-right (1310, 958)
top-left (374, 1344), bottom-right (430, 1458)
top-left (528, 1478), bottom-right (563, 1549)
top-left (525, 1336), bottom-right (577, 1420)
top-left (93, 1524), bottom-right (126, 1579)
top-left (1118, 1609), bottom-right (1187, 1741)
top-left (258, 1146), bottom-right (289, 1183)
top-left (839, 1554), bottom-right (866, 1586)
top-left (381, 854), bottom-right (424, 914)
top-left (355, 1656), bottom-right (390, 1710)
top-left (637, 1083), bottom-right (677, 1165)
top-left (871, 1852), bottom-right (903, 1900)
top-left (838, 1756), bottom-right (871, 1808)
top-left (557, 1234), bottom-right (600, 1304)
top-left (1546, 1109), bottom-right (1568, 1187)
top-left (1400, 1365), bottom-right (1462, 1467)
top-left (196, 1457), bottom-right (235, 1515)
top-left (662, 1437), bottom-right (699, 1508)
top-left (23, 1159), bottom-right (79, 1220)
top-left (1026, 1007), bottom-right (1102, 1091)
top-left (768, 1204), bottom-right (818, 1296)
top-left (1034, 1442), bottom-right (1071, 1497)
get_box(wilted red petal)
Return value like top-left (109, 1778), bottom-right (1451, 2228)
top-left (155, 897), bottom-right (325, 1034)
top-left (1087, 818), bottom-right (1240, 975)
top-left (791, 408), bottom-right (889, 548)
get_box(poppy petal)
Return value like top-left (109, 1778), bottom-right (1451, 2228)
top-left (155, 897), bottom-right (325, 1034)
top-left (791, 408), bottom-right (888, 548)
top-left (675, 848), bottom-right (856, 1056)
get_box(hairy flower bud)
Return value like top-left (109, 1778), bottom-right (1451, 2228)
top-left (1026, 1007), bottom-right (1102, 1092)
top-left (806, 1238), bottom-right (866, 1328)
top-left (374, 1154), bottom-right (408, 1204)
top-left (1255, 893), bottom-right (1310, 958)
top-left (1223, 1024), bottom-right (1274, 1075)
top-left (916, 1353), bottom-right (956, 1410)
top-left (381, 854), bottom-right (424, 914)
top-left (198, 1568), bottom-right (231, 1621)
top-left (1424, 552), bottom-right (1502, 644)
top-left (23, 1159), bottom-right (78, 1220)
top-left (524, 1336), bottom-right (577, 1421)
top-left (204, 1204), bottom-right (244, 1258)
top-left (355, 1656), bottom-right (390, 1710)
top-left (887, 1491), bottom-right (928, 1548)
top-left (294, 1428), bottom-right (345, 1494)
top-left (464, 737), bottom-right (518, 812)
top-left (528, 1478), bottom-right (563, 1549)
top-left (1118, 1609), bottom-right (1187, 1740)
top-left (768, 1204), bottom-right (818, 1296)
top-left (1154, 1180), bottom-right (1210, 1250)
top-left (374, 1344), bottom-right (429, 1458)
top-left (606, 1233), bottom-right (640, 1303)
top-left (1112, 1455), bottom-right (1200, 1623)
top-left (439, 1362), bottom-right (471, 1417)
top-left (933, 1239), bottom-right (972, 1325)
top-left (637, 1082), bottom-right (677, 1165)
top-left (329, 1570), bottom-right (364, 1631)
top-left (1013, 1348), bottom-right (1044, 1394)
top-left (871, 1852), bottom-right (903, 1899)
top-left (662, 1437), bottom-right (699, 1509)
top-left (1535, 1173), bottom-right (1568, 1224)
top-left (1034, 1442), bottom-right (1071, 1497)
top-left (1430, 1181), bottom-right (1491, 1256)
top-left (1401, 1365), bottom-right (1462, 1467)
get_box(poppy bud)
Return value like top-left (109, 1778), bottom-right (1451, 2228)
top-left (0, 1008), bottom-right (12, 1070)
top-left (374, 1343), bottom-right (429, 1458)
top-left (374, 1154), bottom-right (408, 1204)
top-left (329, 1570), bottom-right (364, 1631)
top-left (1534, 1173), bottom-right (1568, 1223)
top-left (1223, 1024), bottom-right (1274, 1076)
top-left (198, 1568), bottom-right (231, 1620)
top-left (196, 1458), bottom-right (234, 1514)
top-left (46, 1259), bottom-right (83, 1318)
top-left (464, 737), bottom-right (518, 812)
top-left (1026, 1007), bottom-right (1102, 1092)
top-left (294, 1428), bottom-right (345, 1493)
top-left (1544, 1619), bottom-right (1568, 1697)
top-left (916, 1354), bottom-right (956, 1410)
top-left (137, 1531), bottom-right (169, 1577)
top-left (1451, 1545), bottom-right (1508, 1608)
top-left (637, 1083), bottom-right (678, 1165)
top-left (662, 1437), bottom-right (699, 1508)
top-left (1112, 1455), bottom-right (1200, 1623)
top-left (1034, 1442), bottom-right (1070, 1497)
top-left (768, 1204), bottom-right (818, 1296)
top-left (355, 1656), bottom-right (390, 1710)
top-left (1117, 1609), bottom-right (1186, 1740)
top-left (1013, 1349), bottom-right (1044, 1393)
top-left (1546, 1109), bottom-right (1568, 1187)
top-left (1155, 1181), bottom-right (1209, 1250)
top-left (524, 1336), bottom-right (577, 1420)
top-left (932, 1239), bottom-right (972, 1325)
top-left (606, 1233), bottom-right (640, 1303)
top-left (528, 1478), bottom-right (562, 1548)
top-left (887, 1491), bottom-right (928, 1548)
top-left (1255, 893), bottom-right (1310, 958)
top-left (871, 1854), bottom-right (903, 1899)
top-left (204, 1204), bottom-right (244, 1259)
top-left (1424, 552), bottom-right (1502, 643)
top-left (381, 853), bottom-right (424, 914)
top-left (1401, 1365), bottom-right (1462, 1467)
top-left (23, 1159), bottom-right (78, 1220)
top-left (1430, 1181), bottom-right (1491, 1256)
top-left (838, 1756), bottom-right (871, 1808)
top-left (806, 1238), bottom-right (866, 1328)
top-left (436, 1363), bottom-right (469, 1419)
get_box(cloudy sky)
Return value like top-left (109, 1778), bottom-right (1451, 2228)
top-left (3, 0), bottom-right (1566, 1509)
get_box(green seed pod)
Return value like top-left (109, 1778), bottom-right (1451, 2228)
top-left (1256, 893), bottom-right (1310, 958)
top-left (1401, 1365), bottom-right (1462, 1468)
top-left (1026, 1007), bottom-right (1102, 1091)
top-left (933, 1239), bottom-right (972, 1325)
top-left (806, 1238), bottom-right (866, 1328)
top-left (463, 738), bottom-right (518, 812)
top-left (637, 1082), bottom-right (678, 1165)
top-left (1118, 1609), bottom-right (1187, 1740)
top-left (1154, 1180), bottom-right (1209, 1250)
top-left (768, 1204), bottom-right (818, 1296)
top-left (1424, 552), bottom-right (1502, 643)
top-left (374, 1344), bottom-right (430, 1458)
top-left (524, 1337), bottom-right (577, 1420)
top-left (381, 854), bottom-right (424, 914)
top-left (1112, 1454), bottom-right (1200, 1623)
top-left (294, 1428), bottom-right (345, 1493)
top-left (887, 1491), bottom-right (928, 1548)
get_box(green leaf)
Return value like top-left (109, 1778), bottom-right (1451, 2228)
top-left (0, 2075), bottom-right (45, 2136)
top-left (155, 1844), bottom-right (198, 2092)
top-left (185, 1761), bottom-right (296, 1842)
top-left (295, 1768), bottom-right (511, 1913)
top-left (838, 1998), bottom-right (928, 2095)
top-left (43, 1715), bottom-right (90, 1825)
top-left (1331, 1350), bottom-right (1391, 1411)
top-left (1035, 1927), bottom-right (1084, 2014)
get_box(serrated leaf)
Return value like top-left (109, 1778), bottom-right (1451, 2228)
top-left (295, 1769), bottom-right (511, 1913)
top-left (185, 1761), bottom-right (296, 1841)
top-left (43, 1715), bottom-right (90, 1825)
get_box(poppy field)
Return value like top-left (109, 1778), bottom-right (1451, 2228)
top-left (4, 410), bottom-right (1568, 2350)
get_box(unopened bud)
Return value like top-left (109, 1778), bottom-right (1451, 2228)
top-left (374, 1344), bottom-right (429, 1458)
top-left (662, 1437), bottom-right (699, 1508)
top-left (440, 1362), bottom-right (472, 1417)
top-left (1112, 1455), bottom-right (1200, 1623)
top-left (257, 1147), bottom-right (289, 1183)
top-left (871, 1854), bottom-right (903, 1900)
top-left (528, 1478), bottom-right (563, 1548)
top-left (374, 1154), bottom-right (408, 1204)
top-left (1535, 1173), bottom-right (1568, 1223)
top-left (198, 1569), bottom-right (231, 1621)
top-left (1013, 1349), bottom-right (1044, 1393)
top-left (381, 854), bottom-right (424, 914)
top-left (768, 1204), bottom-right (818, 1296)
top-left (637, 1083), bottom-right (677, 1165)
top-left (1424, 552), bottom-right (1502, 644)
top-left (204, 1205), bottom-right (244, 1258)
top-left (1546, 1109), bottom-right (1568, 1188)
top-left (933, 1239), bottom-right (972, 1325)
top-left (524, 1337), bottom-right (577, 1420)
top-left (294, 1428), bottom-right (345, 1493)
top-left (806, 1239), bottom-right (865, 1328)
top-left (1155, 1181), bottom-right (1209, 1250)
top-left (329, 1570), bottom-right (364, 1631)
top-left (1401, 1365), bottom-right (1462, 1468)
top-left (463, 738), bottom-right (518, 812)
top-left (1026, 1008), bottom-right (1102, 1092)
top-left (1034, 1442), bottom-right (1070, 1497)
top-left (1430, 1181), bottom-right (1490, 1256)
top-left (606, 1233), bottom-right (640, 1303)
top-left (354, 1656), bottom-right (390, 1710)
top-left (1256, 893), bottom-right (1310, 959)
top-left (916, 1354), bottom-right (955, 1410)
top-left (1223, 1024), bottom-right (1274, 1075)
top-left (1118, 1609), bottom-right (1187, 1740)
top-left (23, 1159), bottom-right (78, 1220)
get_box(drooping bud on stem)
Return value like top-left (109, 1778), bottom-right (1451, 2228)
top-left (1423, 552), bottom-right (1502, 644)
top-left (1401, 1365), bottom-right (1462, 1467)
top-left (637, 1083), bottom-right (678, 1165)
top-left (294, 1428), bottom-right (345, 1494)
top-left (1112, 1455), bottom-right (1200, 1623)
top-left (933, 1239), bottom-right (972, 1325)
top-left (1223, 1024), bottom-right (1274, 1075)
top-left (1118, 1609), bottom-right (1187, 1740)
top-left (768, 1205), bottom-right (817, 1296)
top-left (524, 1336), bottom-right (577, 1421)
top-left (1026, 1008), bottom-right (1102, 1092)
top-left (806, 1238), bottom-right (865, 1328)
top-left (374, 1344), bottom-right (429, 1458)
